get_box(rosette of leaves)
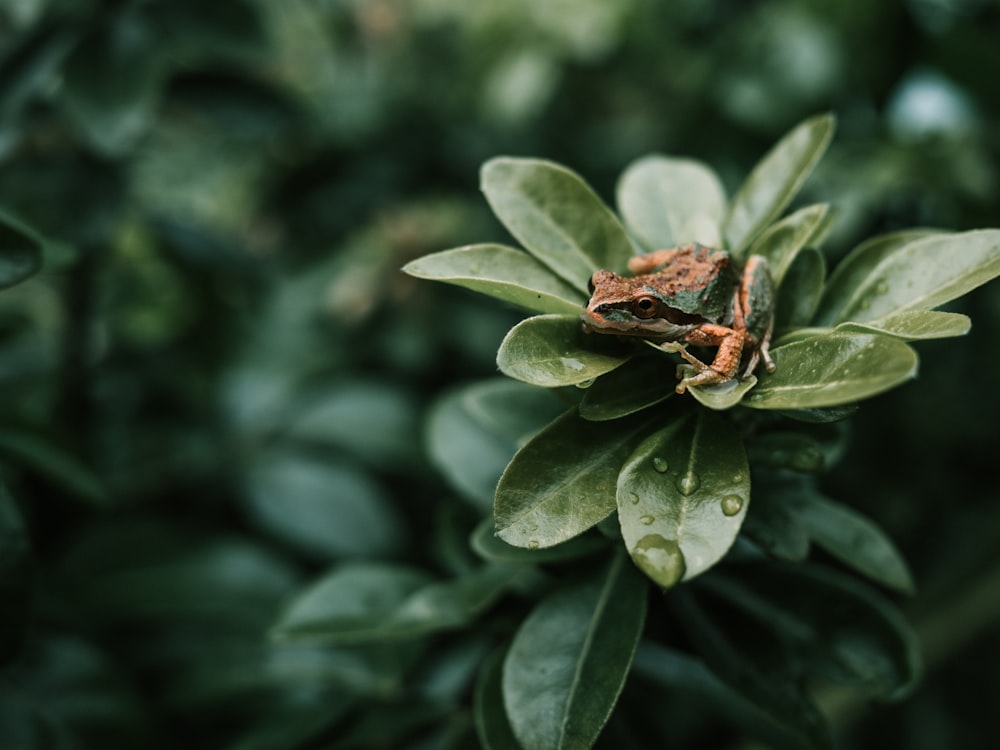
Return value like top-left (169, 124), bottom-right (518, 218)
top-left (404, 113), bottom-right (1000, 588)
top-left (379, 115), bottom-right (1000, 749)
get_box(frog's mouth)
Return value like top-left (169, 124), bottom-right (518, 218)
top-left (580, 308), bottom-right (697, 340)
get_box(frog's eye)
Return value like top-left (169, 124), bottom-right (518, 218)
top-left (632, 296), bottom-right (659, 319)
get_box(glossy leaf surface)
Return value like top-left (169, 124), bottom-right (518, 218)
top-left (745, 332), bottom-right (918, 409)
top-left (578, 356), bottom-right (676, 421)
top-left (470, 517), bottom-right (606, 565)
top-left (616, 155), bottom-right (726, 250)
top-left (836, 310), bottom-right (971, 340)
top-left (273, 562), bottom-right (519, 642)
top-left (786, 492), bottom-right (914, 593)
top-left (481, 158), bottom-right (635, 293)
top-left (817, 229), bottom-right (1000, 324)
top-left (495, 409), bottom-right (656, 548)
top-left (617, 411), bottom-right (749, 587)
top-left (724, 114), bottom-right (835, 255)
top-left (497, 314), bottom-right (630, 387)
top-left (402, 244), bottom-right (584, 315)
top-left (502, 555), bottom-right (647, 750)
top-left (746, 203), bottom-right (828, 287)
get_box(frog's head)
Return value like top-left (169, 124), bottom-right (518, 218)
top-left (581, 269), bottom-right (699, 341)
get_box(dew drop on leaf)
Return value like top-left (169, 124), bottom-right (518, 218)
top-left (575, 377), bottom-right (596, 389)
top-left (639, 514), bottom-right (655, 525)
top-left (652, 456), bottom-right (669, 473)
top-left (675, 472), bottom-right (701, 496)
top-left (721, 494), bottom-right (744, 516)
top-left (632, 534), bottom-right (686, 587)
top-left (528, 539), bottom-right (539, 549)
top-left (629, 492), bottom-right (641, 505)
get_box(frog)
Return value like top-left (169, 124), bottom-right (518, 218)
top-left (581, 243), bottom-right (776, 394)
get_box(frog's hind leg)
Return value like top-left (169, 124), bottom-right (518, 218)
top-left (736, 255), bottom-right (777, 377)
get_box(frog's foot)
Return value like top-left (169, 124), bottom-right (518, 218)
top-left (676, 367), bottom-right (734, 394)
top-left (658, 341), bottom-right (708, 370)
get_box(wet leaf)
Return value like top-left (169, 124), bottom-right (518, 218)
top-left (774, 246), bottom-right (825, 328)
top-left (816, 229), bottom-right (1000, 324)
top-left (686, 374), bottom-right (758, 410)
top-left (724, 114), bottom-right (835, 255)
top-left (617, 411), bottom-right (750, 587)
top-left (745, 332), bottom-right (918, 410)
top-left (578, 356), bottom-right (676, 421)
top-left (502, 554), bottom-right (647, 750)
top-left (835, 310), bottom-right (971, 340)
top-left (496, 314), bottom-right (630, 387)
top-left (470, 517), bottom-right (606, 565)
top-left (273, 562), bottom-right (519, 642)
top-left (495, 409), bottom-right (656, 548)
top-left (402, 244), bottom-right (584, 315)
top-left (812, 229), bottom-right (940, 324)
top-left (481, 158), bottom-right (635, 293)
top-left (616, 155), bottom-right (726, 250)
top-left (746, 203), bottom-right (829, 287)
top-left (786, 492), bottom-right (914, 594)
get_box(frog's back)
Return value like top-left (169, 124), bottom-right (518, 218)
top-left (643, 244), bottom-right (735, 319)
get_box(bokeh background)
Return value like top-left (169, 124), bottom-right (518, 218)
top-left (1, 0), bottom-right (998, 747)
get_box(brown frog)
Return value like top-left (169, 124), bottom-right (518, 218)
top-left (581, 243), bottom-right (776, 393)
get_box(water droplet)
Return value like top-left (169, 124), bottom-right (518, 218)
top-left (721, 494), bottom-right (744, 516)
top-left (639, 514), bottom-right (655, 525)
top-left (860, 299), bottom-right (871, 311)
top-left (560, 356), bottom-right (586, 371)
top-left (652, 456), bottom-right (669, 473)
top-left (575, 377), bottom-right (596, 389)
top-left (675, 472), bottom-right (701, 496)
top-left (527, 539), bottom-right (540, 549)
top-left (875, 281), bottom-right (889, 295)
top-left (632, 534), bottom-right (686, 587)
top-left (629, 492), bottom-right (640, 505)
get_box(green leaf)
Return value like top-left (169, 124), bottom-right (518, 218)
top-left (774, 246), bottom-right (825, 328)
top-left (273, 562), bottom-right (519, 642)
top-left (746, 431), bottom-right (827, 473)
top-left (786, 492), bottom-right (914, 594)
top-left (0, 428), bottom-right (106, 507)
top-left (578, 356), bottom-right (675, 421)
top-left (470, 517), bottom-right (606, 565)
top-left (746, 203), bottom-right (829, 287)
top-left (481, 158), bottom-right (635, 293)
top-left (616, 155), bottom-right (727, 250)
top-left (707, 562), bottom-right (922, 699)
top-left (741, 493), bottom-right (810, 562)
top-left (475, 646), bottom-right (522, 750)
top-left (686, 374), bottom-right (758, 411)
top-left (745, 332), bottom-right (918, 409)
top-left (243, 452), bottom-right (403, 560)
top-left (0, 213), bottom-right (43, 290)
top-left (835, 310), bottom-right (971, 340)
top-left (496, 314), bottom-right (630, 387)
top-left (402, 244), bottom-right (584, 315)
top-left (724, 114), bottom-right (836, 255)
top-left (502, 554), bottom-right (647, 750)
top-left (817, 229), bottom-right (1000, 324)
top-left (427, 380), bottom-right (562, 510)
top-left (59, 13), bottom-right (164, 155)
top-left (617, 411), bottom-right (750, 587)
top-left (673, 589), bottom-right (832, 749)
top-left (495, 409), bottom-right (656, 548)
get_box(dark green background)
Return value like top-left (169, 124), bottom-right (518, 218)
top-left (0, 0), bottom-right (998, 747)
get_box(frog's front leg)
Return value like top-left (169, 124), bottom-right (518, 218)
top-left (671, 324), bottom-right (749, 394)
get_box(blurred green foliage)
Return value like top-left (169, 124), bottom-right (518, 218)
top-left (0, 0), bottom-right (999, 748)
